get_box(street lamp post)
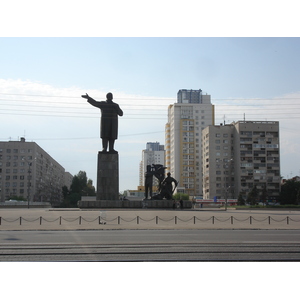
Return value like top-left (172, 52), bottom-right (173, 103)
top-left (22, 158), bottom-right (33, 209)
top-left (224, 158), bottom-right (234, 211)
top-left (27, 162), bottom-right (32, 209)
top-left (225, 185), bottom-right (230, 211)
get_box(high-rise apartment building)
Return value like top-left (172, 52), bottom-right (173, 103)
top-left (202, 121), bottom-right (280, 201)
top-left (139, 142), bottom-right (165, 187)
top-left (0, 138), bottom-right (72, 204)
top-left (165, 89), bottom-right (215, 196)
top-left (177, 89), bottom-right (204, 104)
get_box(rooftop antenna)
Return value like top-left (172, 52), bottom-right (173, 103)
top-left (223, 115), bottom-right (226, 125)
top-left (243, 113), bottom-right (245, 122)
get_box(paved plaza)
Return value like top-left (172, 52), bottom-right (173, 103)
top-left (0, 207), bottom-right (300, 230)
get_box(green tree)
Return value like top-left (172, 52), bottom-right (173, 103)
top-left (260, 184), bottom-right (268, 205)
top-left (61, 171), bottom-right (96, 207)
top-left (62, 185), bottom-right (69, 199)
top-left (83, 179), bottom-right (96, 196)
top-left (280, 180), bottom-right (300, 205)
top-left (70, 171), bottom-right (88, 194)
top-left (247, 185), bottom-right (259, 205)
top-left (237, 192), bottom-right (245, 205)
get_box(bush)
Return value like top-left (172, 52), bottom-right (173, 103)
top-left (173, 193), bottom-right (189, 200)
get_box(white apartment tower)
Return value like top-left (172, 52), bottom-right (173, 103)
top-left (139, 142), bottom-right (165, 187)
top-left (202, 121), bottom-right (280, 201)
top-left (165, 89), bottom-right (215, 196)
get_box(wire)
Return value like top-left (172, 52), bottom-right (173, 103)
top-left (0, 92), bottom-right (175, 101)
top-left (1, 92), bottom-right (300, 122)
top-left (2, 91), bottom-right (300, 101)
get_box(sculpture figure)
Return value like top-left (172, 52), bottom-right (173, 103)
top-left (152, 164), bottom-right (166, 192)
top-left (160, 172), bottom-right (178, 200)
top-left (82, 92), bottom-right (123, 153)
top-left (149, 165), bottom-right (178, 200)
top-left (144, 165), bottom-right (154, 200)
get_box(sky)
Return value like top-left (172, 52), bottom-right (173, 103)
top-left (1, 37), bottom-right (300, 192)
top-left (1, 2), bottom-right (300, 192)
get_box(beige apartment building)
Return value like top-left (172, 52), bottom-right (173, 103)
top-left (202, 121), bottom-right (280, 201)
top-left (0, 138), bottom-right (72, 204)
top-left (165, 89), bottom-right (215, 196)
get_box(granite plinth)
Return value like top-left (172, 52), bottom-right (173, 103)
top-left (97, 152), bottom-right (119, 201)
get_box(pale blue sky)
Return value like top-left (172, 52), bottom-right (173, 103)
top-left (2, 37), bottom-right (300, 98)
top-left (1, 37), bottom-right (300, 190)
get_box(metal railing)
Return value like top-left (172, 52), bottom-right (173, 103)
top-left (0, 215), bottom-right (299, 226)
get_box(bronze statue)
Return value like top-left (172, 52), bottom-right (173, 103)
top-left (149, 166), bottom-right (178, 200)
top-left (144, 165), bottom-right (154, 200)
top-left (82, 92), bottom-right (123, 153)
top-left (160, 172), bottom-right (178, 200)
top-left (152, 164), bottom-right (166, 192)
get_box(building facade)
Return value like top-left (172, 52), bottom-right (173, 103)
top-left (165, 89), bottom-right (215, 196)
top-left (202, 121), bottom-right (280, 201)
top-left (0, 138), bottom-right (71, 204)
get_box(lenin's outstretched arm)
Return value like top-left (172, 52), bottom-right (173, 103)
top-left (81, 93), bottom-right (99, 108)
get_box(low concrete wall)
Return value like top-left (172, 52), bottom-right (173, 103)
top-left (0, 202), bottom-right (51, 209)
top-left (143, 199), bottom-right (192, 209)
top-left (78, 199), bottom-right (193, 209)
top-left (78, 200), bottom-right (140, 208)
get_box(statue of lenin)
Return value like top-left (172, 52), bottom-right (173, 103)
top-left (82, 92), bottom-right (123, 153)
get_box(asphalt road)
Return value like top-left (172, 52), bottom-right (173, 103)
top-left (1, 229), bottom-right (300, 261)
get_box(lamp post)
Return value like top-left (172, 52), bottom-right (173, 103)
top-left (22, 157), bottom-right (33, 209)
top-left (225, 185), bottom-right (230, 211)
top-left (224, 158), bottom-right (234, 211)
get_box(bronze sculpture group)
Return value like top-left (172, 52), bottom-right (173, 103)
top-left (144, 164), bottom-right (178, 200)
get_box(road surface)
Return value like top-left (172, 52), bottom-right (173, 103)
top-left (1, 229), bottom-right (300, 261)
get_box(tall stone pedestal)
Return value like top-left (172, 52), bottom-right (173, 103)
top-left (97, 152), bottom-right (119, 200)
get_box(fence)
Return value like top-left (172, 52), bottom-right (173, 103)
top-left (0, 215), bottom-right (300, 226)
